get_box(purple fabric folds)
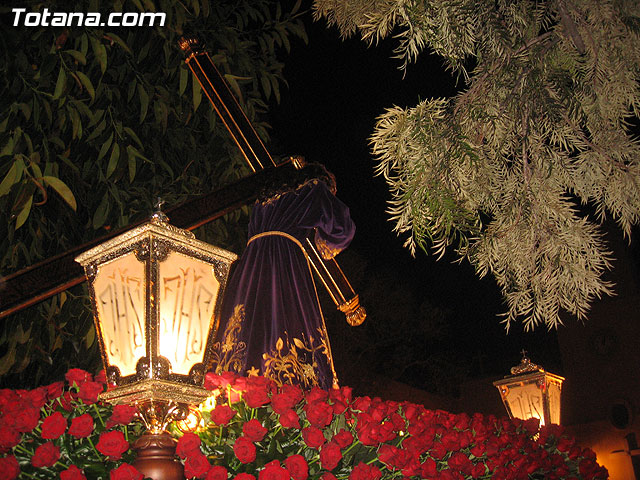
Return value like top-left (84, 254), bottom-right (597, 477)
top-left (210, 180), bottom-right (355, 389)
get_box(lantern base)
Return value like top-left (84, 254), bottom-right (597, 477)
top-left (100, 378), bottom-right (211, 406)
top-left (133, 432), bottom-right (184, 480)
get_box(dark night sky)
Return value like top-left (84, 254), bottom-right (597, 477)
top-left (267, 16), bottom-right (563, 391)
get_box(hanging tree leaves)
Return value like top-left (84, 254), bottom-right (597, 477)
top-left (314, 0), bottom-right (640, 330)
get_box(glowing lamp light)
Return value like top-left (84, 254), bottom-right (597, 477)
top-left (493, 352), bottom-right (565, 427)
top-left (75, 206), bottom-right (236, 480)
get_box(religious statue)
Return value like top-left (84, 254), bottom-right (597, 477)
top-left (210, 163), bottom-right (355, 389)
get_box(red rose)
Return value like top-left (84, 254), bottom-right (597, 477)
top-left (280, 384), bottom-right (303, 404)
top-left (320, 474), bottom-right (337, 480)
top-left (65, 368), bottom-right (93, 387)
top-left (243, 419), bottom-right (267, 442)
top-left (13, 407), bottom-right (40, 433)
top-left (440, 431), bottom-right (461, 450)
top-left (0, 391), bottom-right (20, 414)
top-left (351, 397), bottom-right (371, 412)
top-left (234, 474), bottom-right (256, 480)
top-left (41, 411), bottom-right (67, 439)
top-left (0, 426), bottom-right (21, 453)
top-left (210, 405), bottom-right (236, 425)
top-left (332, 401), bottom-right (348, 415)
top-left (97, 431), bottom-right (129, 460)
top-left (471, 463), bottom-right (486, 478)
top-left (177, 432), bottom-right (202, 459)
top-left (107, 405), bottom-right (138, 428)
top-left (304, 401), bottom-right (333, 428)
top-left (333, 429), bottom-right (353, 449)
top-left (285, 455), bottom-right (309, 480)
top-left (243, 389), bottom-right (270, 408)
top-left (110, 463), bottom-right (143, 480)
top-left (421, 458), bottom-right (438, 477)
top-left (31, 442), bottom-right (60, 468)
top-left (206, 465), bottom-right (228, 480)
top-left (349, 462), bottom-right (382, 480)
top-left (234, 436), bottom-right (257, 464)
top-left (429, 442), bottom-right (448, 460)
top-left (46, 382), bottom-right (64, 401)
top-left (78, 381), bottom-right (104, 405)
top-left (184, 451), bottom-right (210, 479)
top-left (0, 455), bottom-right (19, 480)
top-left (329, 385), bottom-right (352, 405)
top-left (95, 370), bottom-right (107, 384)
top-left (377, 445), bottom-right (402, 469)
top-left (305, 387), bottom-right (328, 403)
top-left (302, 427), bottom-right (326, 449)
top-left (279, 409), bottom-right (300, 429)
top-left (61, 465), bottom-right (87, 480)
top-left (259, 460), bottom-right (289, 480)
top-left (69, 414), bottom-right (94, 438)
top-left (24, 388), bottom-right (48, 409)
top-left (448, 451), bottom-right (473, 476)
top-left (319, 442), bottom-right (342, 471)
top-left (271, 394), bottom-right (296, 415)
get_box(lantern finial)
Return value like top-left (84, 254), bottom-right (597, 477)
top-left (510, 350), bottom-right (542, 375)
top-left (151, 197), bottom-right (170, 224)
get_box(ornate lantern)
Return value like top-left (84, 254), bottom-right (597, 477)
top-left (493, 352), bottom-right (565, 426)
top-left (75, 205), bottom-right (236, 479)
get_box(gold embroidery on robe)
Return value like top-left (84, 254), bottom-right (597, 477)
top-left (261, 328), bottom-right (331, 389)
top-left (210, 304), bottom-right (247, 374)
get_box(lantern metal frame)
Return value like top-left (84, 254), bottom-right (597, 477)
top-left (493, 353), bottom-right (565, 426)
top-left (75, 210), bottom-right (237, 413)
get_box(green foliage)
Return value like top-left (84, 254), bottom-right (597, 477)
top-left (0, 0), bottom-right (307, 386)
top-left (314, 0), bottom-right (640, 330)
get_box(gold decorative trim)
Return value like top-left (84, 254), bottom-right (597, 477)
top-left (100, 378), bottom-right (212, 406)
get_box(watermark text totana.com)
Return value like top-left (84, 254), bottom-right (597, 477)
top-left (11, 7), bottom-right (166, 27)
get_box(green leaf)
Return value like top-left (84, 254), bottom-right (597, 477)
top-left (105, 32), bottom-right (133, 55)
top-left (192, 75), bottom-right (202, 111)
top-left (126, 144), bottom-right (149, 162)
top-left (0, 137), bottom-right (14, 158)
top-left (0, 342), bottom-right (16, 376)
top-left (0, 160), bottom-right (20, 197)
top-left (90, 36), bottom-right (107, 74)
top-left (64, 49), bottom-right (87, 65)
top-left (123, 127), bottom-right (143, 149)
top-left (138, 84), bottom-right (149, 123)
top-left (107, 143), bottom-right (120, 178)
top-left (224, 74), bottom-right (244, 102)
top-left (128, 152), bottom-right (136, 182)
top-left (85, 325), bottom-right (95, 349)
top-left (42, 175), bottom-right (77, 211)
top-left (75, 71), bottom-right (95, 102)
top-left (153, 100), bottom-right (168, 133)
top-left (53, 65), bottom-right (66, 99)
top-left (97, 132), bottom-right (114, 162)
top-left (15, 193), bottom-right (33, 229)
top-left (69, 106), bottom-right (82, 139)
top-left (179, 66), bottom-right (188, 96)
top-left (93, 192), bottom-right (110, 229)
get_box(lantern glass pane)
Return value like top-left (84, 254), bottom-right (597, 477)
top-left (504, 379), bottom-right (545, 425)
top-left (93, 252), bottom-right (146, 377)
top-left (158, 251), bottom-right (220, 375)
top-left (547, 380), bottom-right (562, 425)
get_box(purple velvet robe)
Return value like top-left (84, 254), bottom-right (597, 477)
top-left (210, 180), bottom-right (355, 389)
